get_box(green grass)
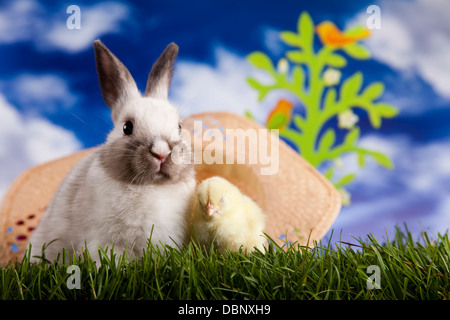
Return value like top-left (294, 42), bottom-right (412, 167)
top-left (1, 226), bottom-right (449, 300)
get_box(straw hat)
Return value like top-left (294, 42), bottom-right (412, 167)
top-left (0, 112), bottom-right (341, 265)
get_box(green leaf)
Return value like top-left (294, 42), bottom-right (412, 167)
top-left (298, 12), bottom-right (314, 50)
top-left (293, 114), bottom-right (305, 130)
top-left (368, 112), bottom-right (381, 128)
top-left (367, 103), bottom-right (398, 128)
top-left (340, 72), bottom-right (363, 101)
top-left (324, 166), bottom-right (334, 180)
top-left (292, 65), bottom-right (305, 87)
top-left (335, 173), bottom-right (356, 188)
top-left (343, 128), bottom-right (360, 146)
top-left (363, 82), bottom-right (385, 100)
top-left (246, 77), bottom-right (262, 90)
top-left (280, 31), bottom-right (302, 47)
top-left (267, 113), bottom-right (287, 130)
top-left (342, 43), bottom-right (370, 60)
top-left (325, 53), bottom-right (347, 68)
top-left (244, 110), bottom-right (255, 120)
top-left (246, 77), bottom-right (269, 101)
top-left (368, 151), bottom-right (394, 169)
top-left (375, 103), bottom-right (399, 118)
top-left (286, 50), bottom-right (308, 64)
top-left (247, 52), bottom-right (275, 74)
top-left (358, 153), bottom-right (365, 168)
top-left (318, 128), bottom-right (336, 153)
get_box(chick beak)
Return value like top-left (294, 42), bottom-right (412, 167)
top-left (205, 201), bottom-right (216, 217)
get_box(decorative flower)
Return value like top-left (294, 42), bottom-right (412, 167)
top-left (277, 58), bottom-right (289, 74)
top-left (338, 109), bottom-right (359, 129)
top-left (323, 68), bottom-right (341, 86)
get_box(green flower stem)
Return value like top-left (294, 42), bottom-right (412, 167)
top-left (247, 12), bottom-right (398, 202)
top-left (292, 47), bottom-right (335, 166)
top-left (308, 47), bottom-right (333, 108)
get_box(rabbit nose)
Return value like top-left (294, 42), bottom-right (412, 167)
top-left (150, 150), bottom-right (169, 162)
top-left (150, 140), bottom-right (171, 162)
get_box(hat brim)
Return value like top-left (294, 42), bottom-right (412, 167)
top-left (0, 112), bottom-right (341, 264)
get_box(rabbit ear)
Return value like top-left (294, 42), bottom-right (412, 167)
top-left (93, 40), bottom-right (140, 111)
top-left (145, 42), bottom-right (179, 99)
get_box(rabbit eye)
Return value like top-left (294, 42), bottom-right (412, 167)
top-left (123, 121), bottom-right (133, 136)
top-left (178, 123), bottom-right (182, 135)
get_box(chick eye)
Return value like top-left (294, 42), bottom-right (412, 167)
top-left (123, 121), bottom-right (133, 136)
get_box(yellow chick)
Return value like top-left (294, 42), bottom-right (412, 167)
top-left (191, 176), bottom-right (266, 254)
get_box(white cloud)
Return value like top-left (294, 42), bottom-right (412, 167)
top-left (434, 198), bottom-right (450, 230)
top-left (43, 2), bottom-right (130, 53)
top-left (0, 0), bottom-right (130, 53)
top-left (0, 93), bottom-right (82, 200)
top-left (331, 133), bottom-right (450, 240)
top-left (4, 74), bottom-right (77, 113)
top-left (171, 47), bottom-right (288, 124)
top-left (354, 135), bottom-right (450, 198)
top-left (350, 0), bottom-right (450, 100)
top-left (0, 0), bottom-right (44, 44)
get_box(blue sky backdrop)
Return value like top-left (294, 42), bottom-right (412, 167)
top-left (1, 0), bottom-right (449, 244)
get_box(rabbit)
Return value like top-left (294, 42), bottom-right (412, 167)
top-left (28, 40), bottom-right (196, 265)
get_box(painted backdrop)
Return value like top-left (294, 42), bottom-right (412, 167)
top-left (0, 0), bottom-right (449, 244)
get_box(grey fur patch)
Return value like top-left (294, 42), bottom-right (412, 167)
top-left (98, 134), bottom-right (194, 186)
